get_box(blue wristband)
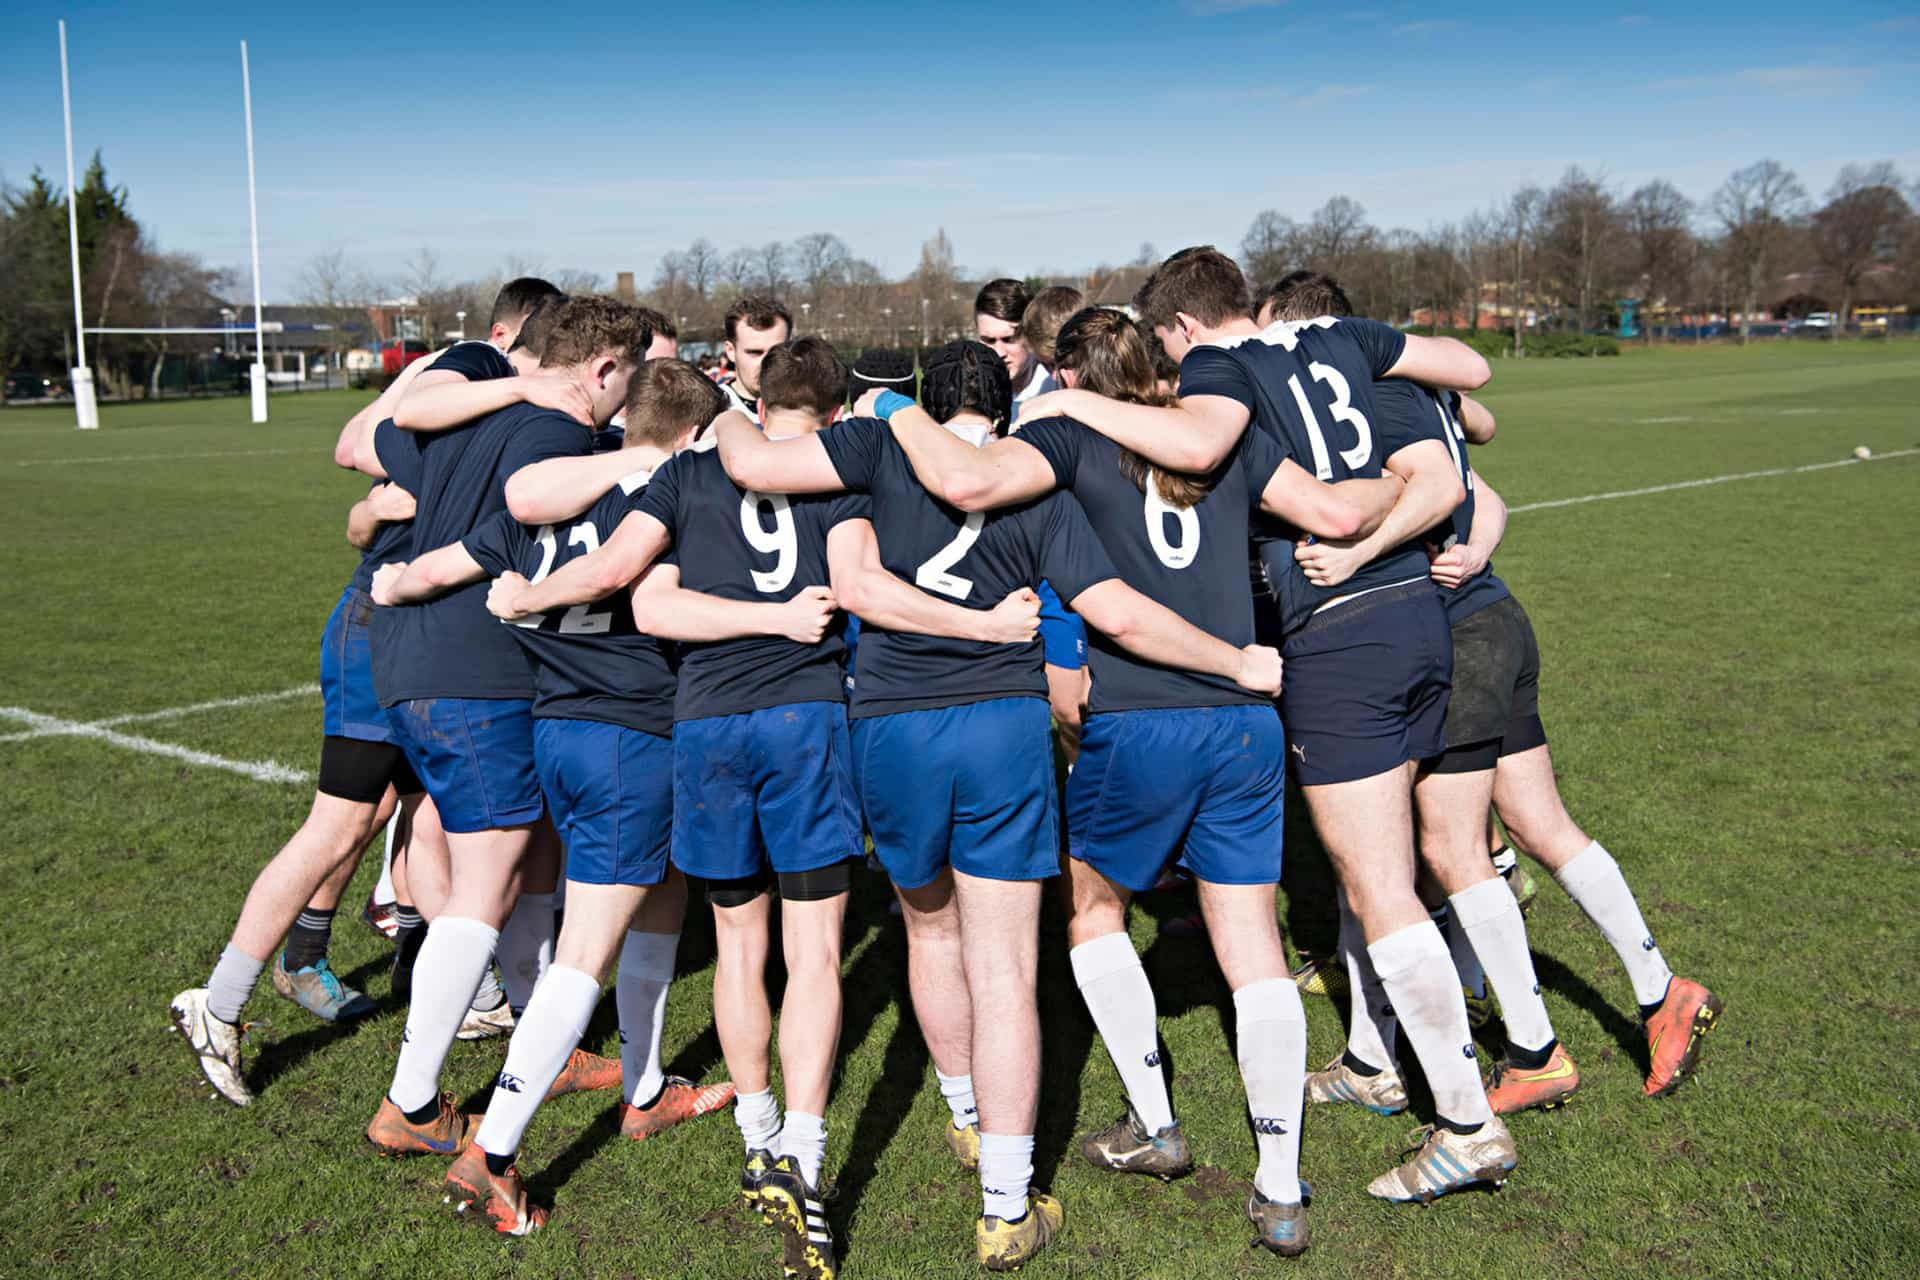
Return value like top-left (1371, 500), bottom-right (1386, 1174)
top-left (874, 390), bottom-right (915, 421)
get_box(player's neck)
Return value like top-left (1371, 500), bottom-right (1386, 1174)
top-left (1009, 361), bottom-right (1038, 395)
top-left (762, 408), bottom-right (826, 438)
top-left (507, 349), bottom-right (540, 376)
top-left (621, 442), bottom-right (672, 471)
top-left (1198, 317), bottom-right (1261, 342)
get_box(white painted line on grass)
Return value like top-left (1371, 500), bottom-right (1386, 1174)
top-left (1509, 448), bottom-right (1919, 515)
top-left (11, 447), bottom-right (323, 468)
top-left (93, 684), bottom-right (321, 728)
top-left (0, 705), bottom-right (311, 785)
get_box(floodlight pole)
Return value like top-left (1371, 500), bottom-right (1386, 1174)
top-left (58, 21), bottom-right (99, 430)
top-left (241, 40), bottom-right (268, 423)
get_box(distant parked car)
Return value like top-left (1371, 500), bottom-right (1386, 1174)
top-left (381, 340), bottom-right (432, 377)
top-left (1801, 312), bottom-right (1838, 329)
top-left (4, 373), bottom-right (55, 400)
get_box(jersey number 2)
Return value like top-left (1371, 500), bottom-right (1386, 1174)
top-left (914, 512), bottom-right (984, 599)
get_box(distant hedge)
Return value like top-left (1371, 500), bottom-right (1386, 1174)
top-left (1421, 328), bottom-right (1620, 358)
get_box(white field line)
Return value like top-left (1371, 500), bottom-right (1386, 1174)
top-left (1508, 447), bottom-right (1918, 515)
top-left (0, 705), bottom-right (311, 785)
top-left (0, 683), bottom-right (319, 744)
top-left (11, 447), bottom-right (323, 468)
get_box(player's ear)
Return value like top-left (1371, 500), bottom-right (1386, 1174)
top-left (827, 404), bottom-right (844, 424)
top-left (1174, 312), bottom-right (1199, 341)
top-left (590, 355), bottom-right (618, 389)
top-left (1057, 368), bottom-right (1079, 389)
top-left (491, 322), bottom-right (511, 347)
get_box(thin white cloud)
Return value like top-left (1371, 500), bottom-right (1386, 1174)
top-left (1871, 16), bottom-right (1919, 32)
top-left (1619, 14), bottom-right (1649, 27)
top-left (1292, 83), bottom-right (1376, 110)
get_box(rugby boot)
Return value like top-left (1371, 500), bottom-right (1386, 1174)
top-left (443, 1143), bottom-right (547, 1236)
top-left (618, 1077), bottom-right (737, 1140)
top-left (1484, 1042), bottom-right (1580, 1115)
top-left (168, 987), bottom-right (255, 1106)
top-left (1077, 1108), bottom-right (1192, 1180)
top-left (1367, 1117), bottom-right (1516, 1203)
top-left (543, 1047), bottom-right (623, 1100)
top-left (366, 1090), bottom-right (473, 1158)
top-left (759, 1154), bottom-right (836, 1280)
top-left (1642, 977), bottom-right (1724, 1098)
top-left (1462, 983), bottom-right (1495, 1032)
top-left (741, 1147), bottom-right (775, 1217)
top-left (1306, 1054), bottom-right (1408, 1116)
top-left (943, 1117), bottom-right (981, 1171)
top-left (1247, 1182), bottom-right (1311, 1257)
top-left (977, 1192), bottom-right (1064, 1271)
top-left (271, 953), bottom-right (377, 1023)
top-left (1290, 953), bottom-right (1349, 999)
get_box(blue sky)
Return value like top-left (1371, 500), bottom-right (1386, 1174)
top-left (4, 2), bottom-right (1916, 300)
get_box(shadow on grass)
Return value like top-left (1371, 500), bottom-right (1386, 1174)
top-left (247, 953), bottom-right (391, 1094)
top-left (1533, 951), bottom-right (1646, 1073)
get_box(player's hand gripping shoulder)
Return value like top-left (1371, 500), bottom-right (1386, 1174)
top-left (517, 373), bottom-right (595, 425)
top-left (370, 561), bottom-right (408, 607)
top-left (775, 586), bottom-right (840, 645)
top-left (1235, 644), bottom-right (1284, 696)
top-left (369, 482), bottom-right (417, 522)
top-left (487, 571), bottom-right (534, 621)
top-left (982, 587), bottom-right (1042, 644)
top-left (1291, 536), bottom-right (1369, 590)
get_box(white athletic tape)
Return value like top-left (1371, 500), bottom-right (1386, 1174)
top-left (11, 447), bottom-right (321, 468)
top-left (0, 705), bottom-right (312, 784)
top-left (1508, 447), bottom-right (1918, 515)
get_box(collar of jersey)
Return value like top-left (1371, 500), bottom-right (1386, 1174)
top-left (940, 420), bottom-right (993, 449)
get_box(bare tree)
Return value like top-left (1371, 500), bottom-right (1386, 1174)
top-left (1304, 196), bottom-right (1373, 275)
top-left (791, 232), bottom-right (850, 305)
top-left (1503, 186), bottom-right (1542, 355)
top-left (1539, 167), bottom-right (1623, 332)
top-left (722, 247), bottom-right (759, 296)
top-left (1811, 162), bottom-right (1909, 335)
top-left (142, 252), bottom-right (228, 396)
top-left (1240, 210), bottom-right (1300, 288)
top-left (683, 238), bottom-right (721, 299)
top-left (1624, 180), bottom-right (1694, 340)
top-left (1711, 159), bottom-right (1807, 343)
top-left (912, 228), bottom-right (962, 339)
top-left (755, 241), bottom-right (790, 296)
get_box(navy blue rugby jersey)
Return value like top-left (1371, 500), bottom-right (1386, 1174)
top-left (426, 341), bottom-right (513, 383)
top-left (816, 416), bottom-right (1118, 719)
top-left (635, 444), bottom-right (870, 722)
top-left (371, 403), bottom-right (591, 705)
top-left (463, 469), bottom-right (676, 737)
top-left (1015, 416), bottom-right (1286, 714)
top-left (348, 429), bottom-right (425, 595)
top-left (1417, 388), bottom-right (1511, 625)
top-left (1179, 315), bottom-right (1429, 635)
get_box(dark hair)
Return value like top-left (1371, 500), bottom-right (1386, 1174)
top-left (635, 306), bottom-right (678, 341)
top-left (757, 336), bottom-right (847, 420)
top-left (490, 276), bottom-right (563, 328)
top-left (973, 277), bottom-right (1032, 325)
top-left (540, 296), bottom-right (650, 369)
top-left (724, 296), bottom-right (793, 342)
top-left (624, 358), bottom-right (725, 448)
top-left (1022, 286), bottom-right (1084, 367)
top-left (1054, 308), bottom-right (1212, 509)
top-left (1258, 270), bottom-right (1353, 323)
top-left (506, 292), bottom-right (569, 357)
top-left (1133, 246), bottom-right (1251, 335)
top-left (919, 340), bottom-right (1012, 429)
top-left (849, 348), bottom-right (917, 405)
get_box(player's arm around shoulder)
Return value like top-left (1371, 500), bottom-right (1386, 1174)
top-left (505, 448), bottom-right (644, 524)
top-left (371, 540), bottom-right (487, 607)
top-left (883, 401), bottom-right (1054, 513)
top-left (1067, 578), bottom-right (1281, 695)
top-left (1455, 393), bottom-right (1495, 444)
top-left (824, 519), bottom-right (1039, 644)
top-left (1292, 440), bottom-right (1463, 588)
top-left (1386, 332), bottom-right (1491, 392)
top-left (1259, 458), bottom-right (1403, 541)
top-left (713, 410), bottom-right (846, 494)
top-left (1018, 387), bottom-right (1251, 475)
top-left (491, 509), bottom-right (671, 621)
top-left (630, 562), bottom-right (839, 645)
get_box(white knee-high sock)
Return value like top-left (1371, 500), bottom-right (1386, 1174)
top-left (617, 929), bottom-right (678, 1106)
top-left (388, 916), bottom-right (498, 1112)
top-left (1338, 897), bottom-right (1398, 1071)
top-left (1435, 902), bottom-right (1487, 998)
top-left (777, 1110), bottom-right (828, 1187)
top-left (1368, 921), bottom-right (1492, 1128)
top-left (373, 812), bottom-right (398, 905)
top-left (1233, 977), bottom-right (1307, 1204)
top-left (1450, 877), bottom-right (1555, 1054)
top-left (978, 1131), bottom-right (1034, 1222)
top-left (1554, 841), bottom-right (1674, 1008)
top-left (735, 1089), bottom-right (781, 1152)
top-left (497, 892), bottom-right (555, 1015)
top-left (474, 964), bottom-right (601, 1157)
top-left (1069, 931), bottom-right (1174, 1133)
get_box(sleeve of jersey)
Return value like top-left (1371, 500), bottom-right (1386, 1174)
top-left (1034, 494), bottom-right (1120, 603)
top-left (500, 412), bottom-right (590, 475)
top-left (1236, 423), bottom-right (1290, 510)
top-left (1337, 317), bottom-right (1409, 378)
top-left (461, 511), bottom-right (523, 578)
top-left (1371, 378), bottom-right (1443, 458)
top-left (825, 491), bottom-right (874, 527)
top-left (633, 456), bottom-right (682, 536)
top-left (426, 343), bottom-right (511, 382)
top-left (1012, 419), bottom-right (1079, 488)
top-left (1175, 346), bottom-right (1256, 409)
top-left (815, 418), bottom-right (878, 492)
top-left (372, 419), bottom-right (422, 492)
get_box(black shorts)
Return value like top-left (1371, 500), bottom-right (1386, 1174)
top-left (1430, 596), bottom-right (1548, 774)
top-left (704, 859), bottom-right (854, 909)
top-left (316, 734), bottom-right (424, 804)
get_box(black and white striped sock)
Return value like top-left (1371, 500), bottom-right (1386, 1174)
top-left (284, 908), bottom-right (335, 971)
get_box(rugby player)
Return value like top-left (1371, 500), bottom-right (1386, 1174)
top-left (1018, 249), bottom-right (1516, 1203)
top-left (718, 296), bottom-right (792, 418)
top-left (358, 297), bottom-right (646, 1159)
top-left (709, 338), bottom-right (1285, 1268)
top-left (883, 308), bottom-right (1400, 1254)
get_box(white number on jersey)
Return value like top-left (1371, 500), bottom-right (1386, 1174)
top-left (513, 522), bottom-right (613, 633)
top-left (741, 492), bottom-right (798, 594)
top-left (914, 512), bottom-right (984, 600)
top-left (1285, 362), bottom-right (1373, 480)
top-left (1144, 475), bottom-right (1200, 569)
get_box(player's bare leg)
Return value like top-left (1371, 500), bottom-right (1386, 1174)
top-left (897, 872), bottom-right (979, 1165)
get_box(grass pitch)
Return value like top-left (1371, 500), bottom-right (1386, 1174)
top-left (1, 342), bottom-right (1917, 1279)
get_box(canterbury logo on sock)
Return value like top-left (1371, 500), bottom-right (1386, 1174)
top-left (1642, 937), bottom-right (1656, 951)
top-left (497, 1072), bottom-right (525, 1094)
top-left (1461, 1044), bottom-right (1475, 1058)
top-left (1252, 1117), bottom-right (1289, 1136)
top-left (1144, 1050), bottom-right (1162, 1068)
top-left (618, 1030), bottom-right (629, 1043)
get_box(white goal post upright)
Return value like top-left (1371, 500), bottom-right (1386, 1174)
top-left (241, 40), bottom-right (268, 424)
top-left (58, 21), bottom-right (99, 431)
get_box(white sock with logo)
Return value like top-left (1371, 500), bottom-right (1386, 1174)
top-left (1233, 977), bottom-right (1307, 1204)
top-left (735, 1088), bottom-right (781, 1151)
top-left (1338, 896), bottom-right (1398, 1071)
top-left (1450, 877), bottom-right (1555, 1055)
top-left (978, 1131), bottom-right (1034, 1222)
top-left (1368, 921), bottom-right (1492, 1128)
top-left (936, 1068), bottom-right (978, 1131)
top-left (1554, 841), bottom-right (1674, 1008)
top-left (388, 916), bottom-right (498, 1113)
top-left (777, 1110), bottom-right (828, 1188)
top-left (496, 892), bottom-right (556, 1015)
top-left (617, 929), bottom-right (678, 1106)
top-left (473, 964), bottom-right (600, 1158)
top-left (1070, 931), bottom-right (1174, 1133)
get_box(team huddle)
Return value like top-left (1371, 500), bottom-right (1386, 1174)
top-left (167, 247), bottom-right (1722, 1275)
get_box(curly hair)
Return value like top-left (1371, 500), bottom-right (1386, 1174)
top-left (540, 296), bottom-right (651, 369)
top-left (919, 340), bottom-right (1012, 429)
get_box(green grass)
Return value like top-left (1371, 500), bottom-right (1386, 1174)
top-left (2, 343), bottom-right (1918, 1278)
